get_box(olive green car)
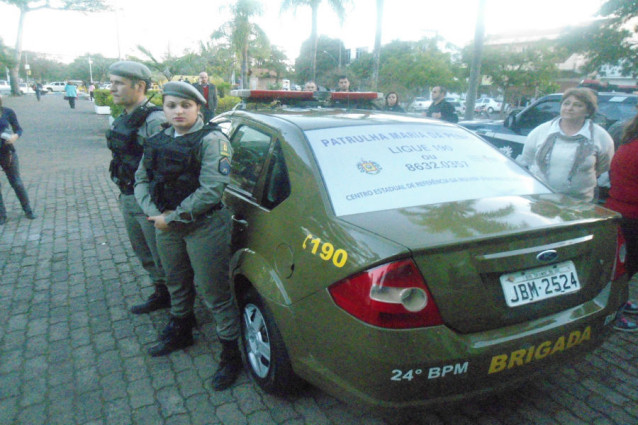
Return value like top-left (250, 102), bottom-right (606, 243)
top-left (214, 102), bottom-right (628, 408)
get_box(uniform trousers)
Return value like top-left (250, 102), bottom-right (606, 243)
top-left (119, 194), bottom-right (165, 286)
top-left (155, 208), bottom-right (240, 341)
top-left (0, 149), bottom-right (31, 217)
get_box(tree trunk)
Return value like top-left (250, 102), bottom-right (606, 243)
top-left (464, 0), bottom-right (486, 121)
top-left (372, 0), bottom-right (383, 91)
top-left (311, 2), bottom-right (318, 82)
top-left (241, 46), bottom-right (248, 90)
top-left (10, 7), bottom-right (27, 96)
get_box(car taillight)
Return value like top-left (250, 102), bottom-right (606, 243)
top-left (612, 226), bottom-right (627, 281)
top-left (328, 259), bottom-right (443, 329)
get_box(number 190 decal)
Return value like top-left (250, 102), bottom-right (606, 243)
top-left (302, 234), bottom-right (348, 268)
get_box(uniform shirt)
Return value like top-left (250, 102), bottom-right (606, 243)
top-left (517, 118), bottom-right (614, 202)
top-left (0, 107), bottom-right (23, 138)
top-left (134, 119), bottom-right (232, 225)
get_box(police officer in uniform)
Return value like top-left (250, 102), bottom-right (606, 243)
top-left (106, 61), bottom-right (168, 314)
top-left (134, 82), bottom-right (242, 391)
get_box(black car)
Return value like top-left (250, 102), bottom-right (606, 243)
top-left (460, 92), bottom-right (638, 158)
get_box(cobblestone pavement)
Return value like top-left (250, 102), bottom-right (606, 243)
top-left (1, 94), bottom-right (637, 425)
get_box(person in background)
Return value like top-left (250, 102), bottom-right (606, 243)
top-left (516, 88), bottom-right (614, 203)
top-left (134, 82), bottom-right (242, 390)
top-left (304, 81), bottom-right (317, 92)
top-left (337, 75), bottom-right (350, 92)
top-left (426, 86), bottom-right (457, 123)
top-left (106, 61), bottom-right (168, 315)
top-left (604, 112), bottom-right (638, 332)
top-left (193, 71), bottom-right (218, 122)
top-left (89, 82), bottom-right (96, 102)
top-left (384, 91), bottom-right (405, 112)
top-left (33, 81), bottom-right (43, 102)
top-left (64, 81), bottom-right (78, 109)
top-left (0, 94), bottom-right (36, 225)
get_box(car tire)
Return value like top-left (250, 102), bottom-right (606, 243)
top-left (240, 287), bottom-right (301, 394)
top-left (487, 107), bottom-right (494, 114)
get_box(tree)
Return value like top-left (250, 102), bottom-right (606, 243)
top-left (212, 0), bottom-right (267, 89)
top-left (1, 0), bottom-right (109, 95)
top-left (295, 35), bottom-right (346, 88)
top-left (281, 0), bottom-right (350, 82)
top-left (464, 40), bottom-right (565, 114)
top-left (67, 53), bottom-right (113, 83)
top-left (559, 0), bottom-right (638, 76)
top-left (371, 0), bottom-right (383, 91)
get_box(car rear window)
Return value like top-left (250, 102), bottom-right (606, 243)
top-left (305, 123), bottom-right (551, 216)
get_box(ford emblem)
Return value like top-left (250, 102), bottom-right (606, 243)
top-left (537, 250), bottom-right (558, 262)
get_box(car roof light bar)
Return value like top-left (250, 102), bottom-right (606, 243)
top-left (230, 89), bottom-right (383, 109)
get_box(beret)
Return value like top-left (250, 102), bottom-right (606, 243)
top-left (162, 81), bottom-right (206, 105)
top-left (108, 61), bottom-right (152, 80)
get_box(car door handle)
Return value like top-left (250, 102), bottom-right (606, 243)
top-left (232, 215), bottom-right (248, 228)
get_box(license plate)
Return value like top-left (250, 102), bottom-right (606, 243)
top-left (500, 261), bottom-right (580, 307)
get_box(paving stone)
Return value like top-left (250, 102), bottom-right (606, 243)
top-left (216, 402), bottom-right (248, 425)
top-left (157, 386), bottom-right (188, 417)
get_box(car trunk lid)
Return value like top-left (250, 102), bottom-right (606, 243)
top-left (339, 194), bottom-right (620, 333)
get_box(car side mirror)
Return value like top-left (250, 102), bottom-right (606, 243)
top-left (504, 111), bottom-right (517, 129)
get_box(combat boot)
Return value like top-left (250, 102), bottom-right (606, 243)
top-left (131, 284), bottom-right (171, 314)
top-left (148, 314), bottom-right (194, 357)
top-left (159, 312), bottom-right (197, 340)
top-left (212, 338), bottom-right (243, 391)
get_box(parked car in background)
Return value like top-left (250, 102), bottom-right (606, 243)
top-left (0, 80), bottom-right (10, 93)
top-left (446, 97), bottom-right (465, 115)
top-left (409, 97), bottom-right (431, 112)
top-left (43, 81), bottom-right (66, 92)
top-left (211, 89), bottom-right (628, 409)
top-left (460, 92), bottom-right (638, 159)
top-left (19, 83), bottom-right (34, 94)
top-left (474, 97), bottom-right (503, 114)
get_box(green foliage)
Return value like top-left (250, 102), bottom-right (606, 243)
top-left (217, 96), bottom-right (241, 113)
top-left (559, 0), bottom-right (638, 75)
top-left (93, 89), bottom-right (110, 106)
top-left (295, 36), bottom-right (347, 88)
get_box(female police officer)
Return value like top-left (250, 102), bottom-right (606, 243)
top-left (134, 82), bottom-right (242, 391)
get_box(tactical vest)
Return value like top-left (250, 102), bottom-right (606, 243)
top-left (106, 106), bottom-right (162, 194)
top-left (144, 124), bottom-right (217, 212)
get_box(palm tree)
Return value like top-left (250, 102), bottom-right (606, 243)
top-left (213, 0), bottom-right (267, 89)
top-left (281, 0), bottom-right (350, 82)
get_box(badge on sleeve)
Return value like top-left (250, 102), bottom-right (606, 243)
top-left (219, 139), bottom-right (231, 157)
top-left (219, 157), bottom-right (231, 175)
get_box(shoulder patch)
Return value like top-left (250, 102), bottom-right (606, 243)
top-left (219, 139), bottom-right (231, 157)
top-left (219, 157), bottom-right (231, 175)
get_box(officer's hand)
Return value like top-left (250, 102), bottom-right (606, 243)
top-left (148, 214), bottom-right (169, 230)
top-left (6, 134), bottom-right (18, 144)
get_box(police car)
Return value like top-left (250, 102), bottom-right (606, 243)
top-left (460, 92), bottom-right (638, 158)
top-left (213, 89), bottom-right (628, 408)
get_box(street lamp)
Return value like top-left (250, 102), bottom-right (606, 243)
top-left (321, 50), bottom-right (341, 71)
top-left (88, 57), bottom-right (93, 83)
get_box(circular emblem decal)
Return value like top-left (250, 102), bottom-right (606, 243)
top-left (357, 159), bottom-right (382, 175)
top-left (537, 250), bottom-right (558, 262)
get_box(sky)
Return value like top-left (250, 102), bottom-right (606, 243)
top-left (0, 0), bottom-right (606, 66)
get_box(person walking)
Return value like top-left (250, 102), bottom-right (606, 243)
top-left (134, 82), bottom-right (242, 390)
top-left (516, 88), bottom-right (614, 203)
top-left (192, 71), bottom-right (218, 122)
top-left (64, 81), bottom-right (78, 109)
top-left (106, 61), bottom-right (168, 315)
top-left (34, 82), bottom-right (43, 102)
top-left (604, 113), bottom-right (638, 332)
top-left (89, 82), bottom-right (95, 102)
top-left (0, 94), bottom-right (36, 225)
top-left (426, 86), bottom-right (458, 123)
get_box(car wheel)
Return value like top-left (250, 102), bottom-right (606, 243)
top-left (240, 288), bottom-right (301, 394)
top-left (487, 107), bottom-right (494, 114)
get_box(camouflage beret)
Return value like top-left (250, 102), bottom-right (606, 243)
top-left (162, 81), bottom-right (206, 105)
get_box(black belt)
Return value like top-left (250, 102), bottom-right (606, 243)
top-left (179, 203), bottom-right (223, 221)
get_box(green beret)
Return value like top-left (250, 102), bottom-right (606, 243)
top-left (109, 61), bottom-right (152, 81)
top-left (162, 82), bottom-right (206, 105)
